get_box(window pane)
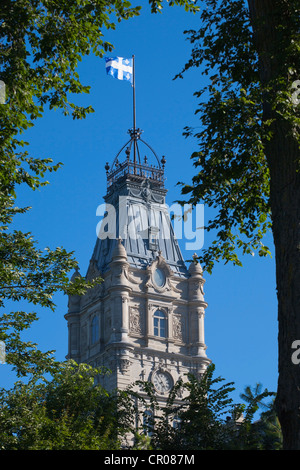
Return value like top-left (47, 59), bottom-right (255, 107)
top-left (160, 319), bottom-right (166, 338)
top-left (153, 310), bottom-right (166, 338)
top-left (91, 317), bottom-right (99, 344)
top-left (154, 268), bottom-right (165, 287)
top-left (157, 311), bottom-right (164, 318)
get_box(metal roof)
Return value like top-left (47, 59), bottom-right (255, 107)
top-left (91, 130), bottom-right (188, 278)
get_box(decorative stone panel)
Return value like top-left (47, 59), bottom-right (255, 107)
top-left (129, 306), bottom-right (143, 335)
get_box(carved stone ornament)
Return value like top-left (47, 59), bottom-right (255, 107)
top-left (173, 315), bottom-right (184, 342)
top-left (128, 178), bottom-right (165, 204)
top-left (146, 252), bottom-right (173, 292)
top-left (117, 349), bottom-right (131, 374)
top-left (124, 268), bottom-right (140, 285)
top-left (118, 356), bottom-right (131, 374)
top-left (129, 306), bottom-right (143, 335)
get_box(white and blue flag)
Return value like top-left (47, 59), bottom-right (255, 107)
top-left (105, 57), bottom-right (133, 83)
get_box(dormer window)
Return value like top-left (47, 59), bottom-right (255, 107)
top-left (153, 267), bottom-right (165, 287)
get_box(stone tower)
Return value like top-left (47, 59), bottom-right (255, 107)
top-left (65, 128), bottom-right (211, 399)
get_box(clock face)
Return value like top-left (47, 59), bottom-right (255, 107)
top-left (152, 370), bottom-right (173, 394)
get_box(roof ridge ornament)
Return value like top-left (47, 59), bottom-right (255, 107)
top-left (128, 127), bottom-right (143, 140)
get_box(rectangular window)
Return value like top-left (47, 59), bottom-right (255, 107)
top-left (153, 311), bottom-right (166, 338)
top-left (91, 316), bottom-right (99, 344)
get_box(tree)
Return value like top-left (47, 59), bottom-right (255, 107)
top-left (255, 398), bottom-right (283, 450)
top-left (135, 364), bottom-right (234, 450)
top-left (0, 361), bottom-right (280, 450)
top-left (0, 0), bottom-right (198, 378)
top-left (0, 0), bottom-right (139, 379)
top-left (240, 383), bottom-right (270, 409)
top-left (231, 383), bottom-right (280, 449)
top-left (0, 361), bottom-right (136, 449)
top-left (136, 364), bottom-right (278, 450)
top-left (175, 0), bottom-right (300, 449)
top-left (0, 196), bottom-right (101, 377)
top-left (0, 0), bottom-right (198, 196)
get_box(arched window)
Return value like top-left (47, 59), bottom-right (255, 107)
top-left (153, 310), bottom-right (166, 338)
top-left (91, 316), bottom-right (99, 344)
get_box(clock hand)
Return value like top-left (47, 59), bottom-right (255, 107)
top-left (158, 376), bottom-right (164, 386)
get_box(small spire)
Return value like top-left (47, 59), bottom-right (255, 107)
top-left (112, 237), bottom-right (127, 261)
top-left (189, 254), bottom-right (203, 276)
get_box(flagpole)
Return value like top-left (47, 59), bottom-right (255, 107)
top-left (133, 54), bottom-right (136, 133)
top-left (132, 54), bottom-right (137, 169)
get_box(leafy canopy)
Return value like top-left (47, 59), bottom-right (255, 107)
top-left (135, 364), bottom-right (279, 450)
top-left (175, 0), bottom-right (300, 273)
top-left (0, 0), bottom-right (200, 377)
top-left (0, 360), bottom-right (280, 450)
top-left (0, 361), bottom-right (136, 450)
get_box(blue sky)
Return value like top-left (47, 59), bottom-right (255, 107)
top-left (1, 4), bottom-right (278, 406)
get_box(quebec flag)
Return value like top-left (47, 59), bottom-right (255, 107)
top-left (105, 57), bottom-right (133, 83)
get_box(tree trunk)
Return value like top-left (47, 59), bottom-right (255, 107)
top-left (247, 0), bottom-right (300, 450)
top-left (270, 118), bottom-right (300, 450)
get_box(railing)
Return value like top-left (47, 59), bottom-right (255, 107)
top-left (107, 160), bottom-right (164, 188)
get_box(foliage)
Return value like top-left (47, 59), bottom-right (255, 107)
top-left (0, 361), bottom-right (281, 450)
top-left (0, 0), bottom-right (198, 198)
top-left (151, 364), bottom-right (238, 450)
top-left (175, 0), bottom-right (300, 273)
top-left (0, 196), bottom-right (102, 377)
top-left (255, 399), bottom-right (283, 450)
top-left (0, 0), bottom-right (197, 379)
top-left (227, 382), bottom-right (280, 449)
top-left (174, 0), bottom-right (300, 449)
top-left (135, 364), bottom-right (280, 450)
top-left (0, 361), bottom-right (136, 450)
top-left (235, 383), bottom-right (282, 449)
top-left (148, 0), bottom-right (199, 14)
top-left (0, 0), bottom-right (139, 379)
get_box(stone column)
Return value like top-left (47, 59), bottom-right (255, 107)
top-left (120, 293), bottom-right (129, 342)
top-left (108, 238), bottom-right (132, 344)
top-left (188, 256), bottom-right (209, 361)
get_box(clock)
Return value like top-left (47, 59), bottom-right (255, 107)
top-left (152, 369), bottom-right (173, 394)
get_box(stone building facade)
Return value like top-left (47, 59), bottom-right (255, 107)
top-left (65, 129), bottom-right (211, 406)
